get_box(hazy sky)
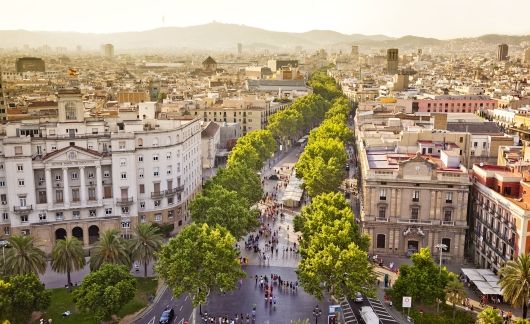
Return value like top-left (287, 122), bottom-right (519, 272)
top-left (1, 0), bottom-right (528, 38)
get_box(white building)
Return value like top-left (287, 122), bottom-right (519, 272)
top-left (0, 88), bottom-right (202, 252)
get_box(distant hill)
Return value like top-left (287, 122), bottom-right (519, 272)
top-left (0, 22), bottom-right (527, 51)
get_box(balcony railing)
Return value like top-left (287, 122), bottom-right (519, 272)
top-left (116, 197), bottom-right (134, 206)
top-left (151, 191), bottom-right (164, 199)
top-left (442, 221), bottom-right (455, 226)
top-left (13, 205), bottom-right (33, 214)
top-left (397, 218), bottom-right (432, 225)
top-left (376, 217), bottom-right (389, 222)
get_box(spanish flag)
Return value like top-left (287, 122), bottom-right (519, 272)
top-left (68, 68), bottom-right (78, 76)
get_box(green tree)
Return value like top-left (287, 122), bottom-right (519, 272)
top-left (390, 248), bottom-right (451, 307)
top-left (296, 137), bottom-right (347, 181)
top-left (236, 129), bottom-right (276, 162)
top-left (227, 142), bottom-right (262, 171)
top-left (73, 263), bottom-right (136, 321)
top-left (297, 242), bottom-right (375, 300)
top-left (309, 115), bottom-right (352, 144)
top-left (513, 319), bottom-right (530, 324)
top-left (130, 223), bottom-right (163, 278)
top-left (308, 71), bottom-right (343, 101)
top-left (51, 237), bottom-right (86, 287)
top-left (301, 155), bottom-right (345, 197)
top-left (207, 163), bottom-right (263, 204)
top-left (89, 229), bottom-right (131, 271)
top-left (499, 254), bottom-right (530, 319)
top-left (476, 306), bottom-right (503, 324)
top-left (0, 274), bottom-right (51, 323)
top-left (190, 184), bottom-right (259, 239)
top-left (267, 108), bottom-right (303, 145)
top-left (155, 223), bottom-right (245, 307)
top-left (4, 235), bottom-right (46, 275)
top-left (444, 277), bottom-right (466, 320)
top-left (325, 97), bottom-right (351, 120)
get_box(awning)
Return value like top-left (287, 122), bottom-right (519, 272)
top-left (462, 268), bottom-right (502, 295)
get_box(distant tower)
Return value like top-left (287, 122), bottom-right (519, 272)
top-left (522, 48), bottom-right (530, 65)
top-left (351, 45), bottom-right (359, 57)
top-left (237, 43), bottom-right (242, 56)
top-left (497, 44), bottom-right (508, 61)
top-left (386, 48), bottom-right (398, 75)
top-left (101, 44), bottom-right (114, 58)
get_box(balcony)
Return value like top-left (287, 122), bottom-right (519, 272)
top-left (13, 205), bottom-right (33, 214)
top-left (116, 197), bottom-right (134, 206)
top-left (151, 191), bottom-right (164, 199)
top-left (376, 217), bottom-right (389, 222)
top-left (397, 218), bottom-right (432, 225)
top-left (442, 221), bottom-right (455, 226)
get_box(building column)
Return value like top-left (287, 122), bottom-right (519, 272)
top-left (45, 168), bottom-right (53, 208)
top-left (96, 165), bottom-right (103, 203)
top-left (82, 224), bottom-right (89, 247)
top-left (79, 166), bottom-right (86, 204)
top-left (62, 167), bottom-right (70, 207)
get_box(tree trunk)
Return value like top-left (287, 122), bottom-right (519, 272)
top-left (144, 261), bottom-right (148, 278)
top-left (67, 270), bottom-right (71, 287)
top-left (524, 302), bottom-right (528, 319)
top-left (452, 303), bottom-right (456, 320)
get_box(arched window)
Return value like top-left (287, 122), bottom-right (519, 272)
top-left (376, 234), bottom-right (386, 249)
top-left (153, 137), bottom-right (159, 147)
top-left (137, 138), bottom-right (143, 147)
top-left (441, 238), bottom-right (451, 253)
top-left (65, 101), bottom-right (77, 120)
top-left (167, 136), bottom-right (172, 145)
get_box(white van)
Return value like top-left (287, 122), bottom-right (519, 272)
top-left (360, 306), bottom-right (379, 324)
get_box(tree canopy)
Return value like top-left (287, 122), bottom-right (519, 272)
top-left (73, 263), bottom-right (136, 321)
top-left (205, 163), bottom-right (263, 205)
top-left (0, 274), bottom-right (51, 323)
top-left (4, 235), bottom-right (47, 275)
top-left (155, 223), bottom-right (245, 307)
top-left (390, 248), bottom-right (452, 307)
top-left (499, 254), bottom-right (530, 319)
top-left (190, 184), bottom-right (259, 239)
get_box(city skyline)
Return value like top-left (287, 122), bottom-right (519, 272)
top-left (1, 0), bottom-right (529, 38)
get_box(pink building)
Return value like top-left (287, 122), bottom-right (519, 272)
top-left (417, 95), bottom-right (497, 113)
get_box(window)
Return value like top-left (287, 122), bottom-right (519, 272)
top-left (104, 170), bottom-right (110, 177)
top-left (3, 227), bottom-right (10, 235)
top-left (14, 146), bottom-right (22, 155)
top-left (445, 192), bottom-right (453, 203)
top-left (441, 238), bottom-right (451, 253)
top-left (138, 155), bottom-right (143, 162)
top-left (18, 179), bottom-right (24, 186)
top-left (167, 166), bottom-right (172, 175)
top-left (73, 211), bottom-right (80, 219)
top-left (2, 213), bottom-right (8, 220)
top-left (168, 210), bottom-right (174, 218)
top-left (119, 141), bottom-right (126, 150)
top-left (105, 208), bottom-right (112, 215)
top-left (153, 138), bottom-right (159, 147)
top-left (166, 152), bottom-right (171, 159)
top-left (122, 221), bottom-right (130, 229)
top-left (138, 168), bottom-right (144, 178)
top-left (0, 180), bottom-right (5, 187)
top-left (137, 138), bottom-right (143, 147)
top-left (474, 142), bottom-right (478, 148)
top-left (168, 197), bottom-right (174, 205)
top-left (88, 188), bottom-right (96, 200)
top-left (121, 207), bottom-right (129, 214)
top-left (65, 101), bottom-right (77, 120)
top-left (412, 190), bottom-right (420, 202)
top-left (459, 137), bottom-right (463, 143)
top-left (71, 172), bottom-right (78, 180)
top-left (378, 207), bottom-right (386, 219)
top-left (140, 201), bottom-right (145, 209)
top-left (88, 172), bottom-right (94, 179)
top-left (0, 164), bottom-right (4, 170)
top-left (92, 128), bottom-right (98, 134)
top-left (56, 212), bottom-right (64, 220)
top-left (17, 164), bottom-right (23, 171)
top-left (379, 188), bottom-right (386, 200)
top-left (376, 234), bottom-right (386, 249)
top-left (51, 145), bottom-right (57, 151)
top-left (153, 167), bottom-right (159, 177)
top-left (139, 184), bottom-right (145, 194)
top-left (154, 200), bottom-right (161, 207)
top-left (444, 210), bottom-right (452, 222)
top-left (411, 207), bottom-right (419, 220)
top-left (71, 189), bottom-right (79, 202)
top-left (121, 172), bottom-right (127, 179)
top-left (89, 209), bottom-right (96, 217)
top-left (120, 158), bottom-right (126, 166)
top-left (140, 215), bottom-right (146, 223)
top-left (20, 215), bottom-right (28, 223)
top-left (155, 213), bottom-right (161, 222)
top-left (55, 174), bottom-right (61, 181)
top-left (153, 154), bottom-right (159, 161)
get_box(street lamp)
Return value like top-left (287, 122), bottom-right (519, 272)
top-left (435, 243), bottom-right (447, 313)
top-left (0, 240), bottom-right (8, 274)
top-left (312, 305), bottom-right (322, 324)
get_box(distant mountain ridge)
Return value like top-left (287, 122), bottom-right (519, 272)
top-left (0, 22), bottom-right (527, 51)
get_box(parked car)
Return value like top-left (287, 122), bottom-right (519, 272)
top-left (159, 308), bottom-right (175, 324)
top-left (354, 292), bottom-right (364, 302)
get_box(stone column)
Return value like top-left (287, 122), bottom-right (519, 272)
top-left (82, 224), bottom-right (89, 247)
top-left (45, 168), bottom-right (53, 208)
top-left (79, 166), bottom-right (86, 204)
top-left (96, 165), bottom-right (103, 203)
top-left (63, 168), bottom-right (70, 207)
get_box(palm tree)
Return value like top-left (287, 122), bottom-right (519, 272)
top-left (476, 306), bottom-right (503, 324)
top-left (130, 223), bottom-right (163, 277)
top-left (51, 237), bottom-right (86, 287)
top-left (499, 254), bottom-right (530, 319)
top-left (4, 235), bottom-right (46, 275)
top-left (445, 277), bottom-right (466, 320)
top-left (89, 229), bottom-right (130, 271)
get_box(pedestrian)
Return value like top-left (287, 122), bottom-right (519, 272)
top-left (255, 275), bottom-right (258, 285)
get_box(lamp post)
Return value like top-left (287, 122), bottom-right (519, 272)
top-left (312, 305), bottom-right (322, 324)
top-left (0, 240), bottom-right (7, 274)
top-left (435, 243), bottom-right (447, 313)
